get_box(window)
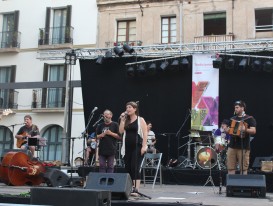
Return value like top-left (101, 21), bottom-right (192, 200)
top-left (52, 8), bottom-right (67, 44)
top-left (161, 17), bottom-right (176, 44)
top-left (0, 126), bottom-right (13, 156)
top-left (117, 20), bottom-right (136, 43)
top-left (0, 66), bottom-right (16, 109)
top-left (42, 125), bottom-right (63, 161)
top-left (255, 9), bottom-right (273, 32)
top-left (42, 64), bottom-right (66, 108)
top-left (204, 12), bottom-right (226, 35)
top-left (1, 11), bottom-right (19, 48)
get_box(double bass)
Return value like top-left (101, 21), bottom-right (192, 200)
top-left (0, 151), bottom-right (45, 186)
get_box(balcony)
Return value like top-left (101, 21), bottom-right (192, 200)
top-left (38, 26), bottom-right (74, 50)
top-left (32, 89), bottom-right (65, 112)
top-left (0, 89), bottom-right (18, 110)
top-left (194, 34), bottom-right (234, 51)
top-left (0, 31), bottom-right (21, 53)
top-left (105, 40), bottom-right (142, 48)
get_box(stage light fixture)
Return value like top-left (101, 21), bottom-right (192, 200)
top-left (238, 58), bottom-right (247, 71)
top-left (213, 57), bottom-right (222, 69)
top-left (159, 61), bottom-right (169, 71)
top-left (96, 56), bottom-right (104, 65)
top-left (263, 60), bottom-right (273, 73)
top-left (136, 64), bottom-right (146, 76)
top-left (225, 58), bottom-right (235, 70)
top-left (148, 62), bottom-right (157, 75)
top-left (104, 50), bottom-right (113, 59)
top-left (169, 59), bottom-right (179, 71)
top-left (65, 51), bottom-right (77, 65)
top-left (127, 66), bottom-right (135, 77)
top-left (251, 59), bottom-right (262, 72)
top-left (181, 58), bottom-right (190, 70)
top-left (113, 46), bottom-right (124, 57)
top-left (123, 44), bottom-right (135, 54)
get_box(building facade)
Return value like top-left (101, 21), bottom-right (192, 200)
top-left (0, 0), bottom-right (97, 164)
top-left (96, 0), bottom-right (273, 48)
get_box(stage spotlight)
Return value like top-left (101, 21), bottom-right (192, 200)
top-left (123, 44), bottom-right (134, 54)
top-left (159, 61), bottom-right (169, 71)
top-left (113, 46), bottom-right (124, 57)
top-left (136, 64), bottom-right (146, 76)
top-left (181, 58), bottom-right (190, 70)
top-left (148, 62), bottom-right (157, 75)
top-left (225, 58), bottom-right (235, 70)
top-left (169, 59), bottom-right (179, 71)
top-left (96, 56), bottom-right (104, 65)
top-left (263, 60), bottom-right (273, 73)
top-left (251, 59), bottom-right (262, 72)
top-left (213, 57), bottom-right (222, 69)
top-left (238, 58), bottom-right (247, 71)
top-left (127, 66), bottom-right (135, 77)
top-left (104, 50), bottom-right (113, 59)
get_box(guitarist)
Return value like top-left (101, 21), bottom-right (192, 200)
top-left (15, 115), bottom-right (40, 156)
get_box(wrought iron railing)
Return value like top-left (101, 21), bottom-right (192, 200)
top-left (194, 34), bottom-right (234, 51)
top-left (0, 31), bottom-right (21, 49)
top-left (32, 88), bottom-right (65, 109)
top-left (105, 40), bottom-right (143, 48)
top-left (0, 89), bottom-right (18, 109)
top-left (38, 26), bottom-right (74, 46)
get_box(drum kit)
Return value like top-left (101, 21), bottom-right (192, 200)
top-left (179, 129), bottom-right (227, 170)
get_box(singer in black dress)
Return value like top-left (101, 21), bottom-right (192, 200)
top-left (119, 101), bottom-right (148, 193)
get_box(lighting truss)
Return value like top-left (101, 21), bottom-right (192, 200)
top-left (36, 38), bottom-right (273, 60)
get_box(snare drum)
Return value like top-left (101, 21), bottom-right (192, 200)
top-left (196, 147), bottom-right (217, 169)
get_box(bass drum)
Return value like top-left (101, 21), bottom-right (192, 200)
top-left (196, 147), bottom-right (217, 169)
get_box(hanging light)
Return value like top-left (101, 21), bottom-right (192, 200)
top-left (96, 56), bottom-right (104, 65)
top-left (136, 64), bottom-right (146, 76)
top-left (127, 66), bottom-right (135, 77)
top-left (123, 44), bottom-right (135, 54)
top-left (213, 57), bottom-right (222, 69)
top-left (263, 60), bottom-right (273, 73)
top-left (113, 47), bottom-right (124, 57)
top-left (225, 58), bottom-right (235, 70)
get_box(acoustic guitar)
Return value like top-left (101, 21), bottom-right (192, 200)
top-left (16, 125), bottom-right (38, 148)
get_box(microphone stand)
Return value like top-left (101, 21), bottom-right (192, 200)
top-left (81, 110), bottom-right (96, 169)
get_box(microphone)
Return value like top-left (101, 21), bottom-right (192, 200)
top-left (91, 107), bottom-right (98, 113)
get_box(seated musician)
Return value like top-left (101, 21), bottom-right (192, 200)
top-left (213, 119), bottom-right (231, 153)
top-left (146, 121), bottom-right (156, 154)
top-left (15, 115), bottom-right (39, 156)
top-left (84, 132), bottom-right (97, 166)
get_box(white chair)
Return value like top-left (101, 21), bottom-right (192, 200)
top-left (140, 152), bottom-right (162, 189)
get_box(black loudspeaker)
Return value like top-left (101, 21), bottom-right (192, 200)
top-left (252, 156), bottom-right (273, 170)
top-left (30, 187), bottom-right (111, 206)
top-left (43, 168), bottom-right (70, 187)
top-left (85, 172), bottom-right (132, 200)
top-left (226, 174), bottom-right (266, 198)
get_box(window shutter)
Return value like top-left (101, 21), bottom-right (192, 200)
top-left (14, 11), bottom-right (19, 31)
top-left (42, 63), bottom-right (49, 107)
top-left (10, 65), bottom-right (16, 82)
top-left (45, 7), bottom-right (51, 44)
top-left (65, 5), bottom-right (72, 43)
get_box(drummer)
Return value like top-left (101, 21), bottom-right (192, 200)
top-left (213, 119), bottom-right (231, 153)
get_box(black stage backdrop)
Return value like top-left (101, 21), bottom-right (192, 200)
top-left (80, 57), bottom-right (273, 166)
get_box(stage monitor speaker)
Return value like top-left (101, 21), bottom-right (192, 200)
top-left (30, 187), bottom-right (111, 206)
top-left (43, 168), bottom-right (70, 187)
top-left (252, 156), bottom-right (273, 170)
top-left (226, 174), bottom-right (266, 198)
top-left (85, 172), bottom-right (132, 200)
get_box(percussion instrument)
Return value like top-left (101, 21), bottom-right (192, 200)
top-left (213, 135), bottom-right (227, 153)
top-left (196, 147), bottom-right (217, 169)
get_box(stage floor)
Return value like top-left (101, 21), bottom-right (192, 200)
top-left (0, 183), bottom-right (273, 206)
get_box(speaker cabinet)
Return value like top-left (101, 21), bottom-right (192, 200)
top-left (252, 156), bottom-right (273, 170)
top-left (31, 187), bottom-right (111, 206)
top-left (44, 168), bottom-right (70, 187)
top-left (86, 173), bottom-right (132, 200)
top-left (226, 174), bottom-right (266, 198)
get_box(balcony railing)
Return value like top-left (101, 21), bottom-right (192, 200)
top-left (0, 31), bottom-right (21, 50)
top-left (0, 89), bottom-right (18, 109)
top-left (194, 34), bottom-right (234, 51)
top-left (256, 25), bottom-right (273, 32)
top-left (38, 26), bottom-right (74, 49)
top-left (105, 40), bottom-right (142, 48)
top-left (32, 88), bottom-right (65, 109)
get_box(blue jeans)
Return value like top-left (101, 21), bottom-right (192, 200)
top-left (99, 154), bottom-right (115, 173)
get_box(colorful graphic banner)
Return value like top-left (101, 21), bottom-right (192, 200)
top-left (191, 54), bottom-right (219, 131)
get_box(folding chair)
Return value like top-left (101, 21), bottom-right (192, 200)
top-left (140, 152), bottom-right (162, 189)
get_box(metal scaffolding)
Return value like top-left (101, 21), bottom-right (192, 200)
top-left (36, 38), bottom-right (273, 60)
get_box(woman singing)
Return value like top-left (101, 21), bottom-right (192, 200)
top-left (119, 101), bottom-right (148, 195)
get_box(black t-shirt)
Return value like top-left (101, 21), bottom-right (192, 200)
top-left (17, 124), bottom-right (40, 137)
top-left (229, 115), bottom-right (256, 149)
top-left (96, 121), bottom-right (119, 156)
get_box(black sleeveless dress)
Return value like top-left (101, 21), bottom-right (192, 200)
top-left (124, 119), bottom-right (143, 180)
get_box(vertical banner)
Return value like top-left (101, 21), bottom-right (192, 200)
top-left (191, 54), bottom-right (219, 132)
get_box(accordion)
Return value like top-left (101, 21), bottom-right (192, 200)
top-left (228, 119), bottom-right (248, 137)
